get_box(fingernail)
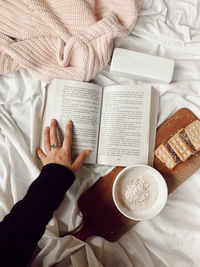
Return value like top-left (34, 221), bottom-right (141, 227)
top-left (68, 120), bottom-right (72, 124)
top-left (86, 150), bottom-right (91, 155)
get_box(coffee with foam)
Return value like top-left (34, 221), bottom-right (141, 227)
top-left (113, 165), bottom-right (168, 221)
top-left (118, 172), bottom-right (159, 216)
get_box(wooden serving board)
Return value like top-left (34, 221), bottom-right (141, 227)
top-left (154, 108), bottom-right (200, 193)
top-left (66, 108), bottom-right (199, 242)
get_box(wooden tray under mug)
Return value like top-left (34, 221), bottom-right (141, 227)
top-left (64, 108), bottom-right (200, 242)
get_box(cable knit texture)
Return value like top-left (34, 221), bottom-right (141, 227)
top-left (0, 0), bottom-right (141, 82)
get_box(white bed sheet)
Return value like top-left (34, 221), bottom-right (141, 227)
top-left (0, 0), bottom-right (200, 266)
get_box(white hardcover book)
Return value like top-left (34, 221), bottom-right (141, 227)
top-left (110, 48), bottom-right (174, 84)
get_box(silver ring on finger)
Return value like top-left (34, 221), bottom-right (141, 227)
top-left (50, 144), bottom-right (57, 149)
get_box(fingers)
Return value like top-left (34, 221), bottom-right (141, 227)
top-left (44, 126), bottom-right (51, 153)
top-left (40, 119), bottom-right (91, 171)
top-left (72, 150), bottom-right (90, 174)
top-left (62, 120), bottom-right (72, 158)
top-left (50, 119), bottom-right (59, 148)
top-left (37, 148), bottom-right (46, 164)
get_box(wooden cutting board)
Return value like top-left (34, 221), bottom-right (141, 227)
top-left (66, 108), bottom-right (200, 242)
top-left (154, 108), bottom-right (200, 193)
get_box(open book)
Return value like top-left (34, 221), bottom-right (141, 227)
top-left (41, 80), bottom-right (159, 166)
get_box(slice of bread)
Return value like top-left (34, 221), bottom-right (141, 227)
top-left (163, 140), bottom-right (181, 163)
top-left (168, 130), bottom-right (192, 161)
top-left (185, 120), bottom-right (200, 151)
top-left (179, 129), bottom-right (196, 154)
top-left (154, 143), bottom-right (178, 170)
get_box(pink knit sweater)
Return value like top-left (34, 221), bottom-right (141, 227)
top-left (0, 0), bottom-right (141, 82)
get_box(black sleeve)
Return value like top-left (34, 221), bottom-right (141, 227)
top-left (0, 163), bottom-right (75, 267)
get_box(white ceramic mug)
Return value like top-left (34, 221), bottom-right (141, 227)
top-left (112, 164), bottom-right (168, 221)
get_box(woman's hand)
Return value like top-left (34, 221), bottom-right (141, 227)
top-left (36, 119), bottom-right (90, 175)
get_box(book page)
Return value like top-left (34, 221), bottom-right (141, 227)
top-left (148, 88), bottom-right (159, 166)
top-left (97, 85), bottom-right (151, 166)
top-left (41, 80), bottom-right (103, 164)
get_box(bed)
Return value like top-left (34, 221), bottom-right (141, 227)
top-left (0, 0), bottom-right (200, 266)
